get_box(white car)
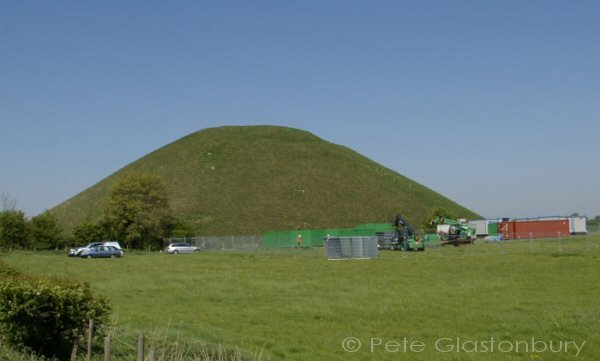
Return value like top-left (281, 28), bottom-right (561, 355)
top-left (165, 243), bottom-right (199, 254)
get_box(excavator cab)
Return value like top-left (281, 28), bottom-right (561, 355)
top-left (392, 215), bottom-right (425, 251)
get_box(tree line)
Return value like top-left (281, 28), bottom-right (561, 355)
top-left (3, 175), bottom-right (597, 251)
top-left (587, 215), bottom-right (600, 225)
top-left (0, 209), bottom-right (62, 250)
top-left (0, 173), bottom-right (195, 251)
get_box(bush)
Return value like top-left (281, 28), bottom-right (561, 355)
top-left (0, 261), bottom-right (111, 360)
top-left (0, 260), bottom-right (20, 279)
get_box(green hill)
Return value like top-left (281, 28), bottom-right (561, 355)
top-left (51, 126), bottom-right (479, 235)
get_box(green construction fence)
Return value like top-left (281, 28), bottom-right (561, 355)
top-left (263, 223), bottom-right (395, 248)
top-left (488, 222), bottom-right (499, 236)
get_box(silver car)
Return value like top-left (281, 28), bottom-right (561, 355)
top-left (165, 242), bottom-right (199, 254)
top-left (80, 245), bottom-right (124, 258)
top-left (68, 242), bottom-right (104, 257)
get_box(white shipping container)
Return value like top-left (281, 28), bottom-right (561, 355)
top-left (569, 217), bottom-right (587, 234)
top-left (468, 220), bottom-right (488, 236)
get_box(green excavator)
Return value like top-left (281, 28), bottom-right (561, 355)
top-left (391, 214), bottom-right (425, 251)
top-left (431, 216), bottom-right (476, 246)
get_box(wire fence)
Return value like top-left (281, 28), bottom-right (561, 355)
top-left (587, 224), bottom-right (600, 234)
top-left (483, 230), bottom-right (594, 242)
top-left (72, 320), bottom-right (254, 361)
top-left (164, 236), bottom-right (262, 252)
top-left (163, 228), bottom-right (600, 255)
top-left (416, 232), bottom-right (600, 258)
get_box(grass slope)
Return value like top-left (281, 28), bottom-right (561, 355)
top-left (2, 237), bottom-right (599, 361)
top-left (52, 126), bottom-right (478, 236)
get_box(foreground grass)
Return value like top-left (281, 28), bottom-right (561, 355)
top-left (0, 342), bottom-right (44, 361)
top-left (3, 236), bottom-right (600, 361)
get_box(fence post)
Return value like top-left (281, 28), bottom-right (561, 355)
top-left (558, 231), bottom-right (562, 252)
top-left (70, 341), bottom-right (78, 361)
top-left (586, 232), bottom-right (591, 251)
top-left (104, 336), bottom-right (111, 361)
top-left (529, 232), bottom-right (533, 254)
top-left (138, 333), bottom-right (144, 361)
top-left (148, 349), bottom-right (155, 361)
top-left (87, 319), bottom-right (94, 361)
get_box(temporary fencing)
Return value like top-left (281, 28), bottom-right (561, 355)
top-left (263, 223), bottom-right (394, 248)
top-left (164, 236), bottom-right (261, 251)
top-left (323, 236), bottom-right (379, 259)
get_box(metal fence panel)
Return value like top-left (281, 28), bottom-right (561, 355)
top-left (324, 236), bottom-right (378, 259)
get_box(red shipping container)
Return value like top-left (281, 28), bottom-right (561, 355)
top-left (498, 220), bottom-right (569, 240)
top-left (498, 221), bottom-right (514, 239)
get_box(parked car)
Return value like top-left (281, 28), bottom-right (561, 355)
top-left (68, 242), bottom-right (104, 257)
top-left (165, 243), bottom-right (199, 254)
top-left (80, 245), bottom-right (123, 258)
top-left (68, 241), bottom-right (122, 257)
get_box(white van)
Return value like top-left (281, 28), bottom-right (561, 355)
top-left (103, 241), bottom-right (122, 250)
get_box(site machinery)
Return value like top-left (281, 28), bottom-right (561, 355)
top-left (431, 216), bottom-right (476, 246)
top-left (389, 214), bottom-right (425, 251)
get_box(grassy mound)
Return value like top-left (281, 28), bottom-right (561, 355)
top-left (51, 126), bottom-right (478, 235)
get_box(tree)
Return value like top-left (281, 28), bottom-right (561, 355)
top-left (170, 218), bottom-right (196, 238)
top-left (103, 173), bottom-right (174, 249)
top-left (29, 211), bottom-right (64, 250)
top-left (587, 215), bottom-right (599, 224)
top-left (0, 210), bottom-right (28, 250)
top-left (0, 192), bottom-right (17, 212)
top-left (72, 221), bottom-right (106, 245)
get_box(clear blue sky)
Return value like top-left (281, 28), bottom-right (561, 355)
top-left (1, 1), bottom-right (599, 219)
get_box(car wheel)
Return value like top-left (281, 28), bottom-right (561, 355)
top-left (110, 254), bottom-right (116, 259)
top-left (173, 250), bottom-right (178, 254)
top-left (87, 255), bottom-right (92, 259)
top-left (194, 249), bottom-right (200, 253)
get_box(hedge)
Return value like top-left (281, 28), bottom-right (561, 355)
top-left (0, 260), bottom-right (111, 360)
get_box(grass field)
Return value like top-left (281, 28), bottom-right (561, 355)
top-left (2, 236), bottom-right (599, 361)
